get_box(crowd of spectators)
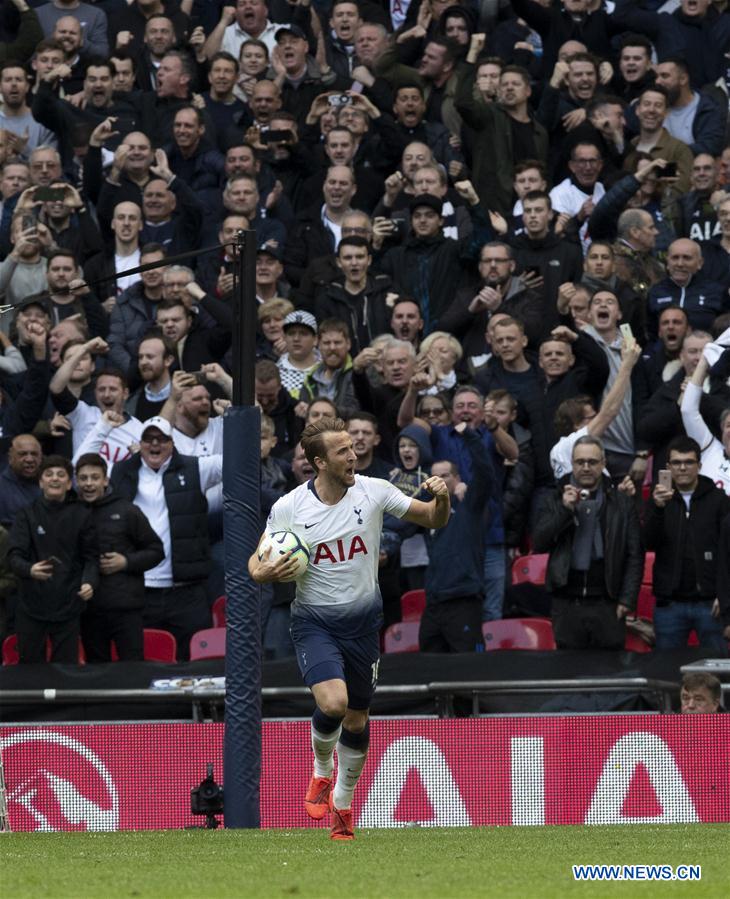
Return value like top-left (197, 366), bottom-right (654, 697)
top-left (1, 0), bottom-right (730, 669)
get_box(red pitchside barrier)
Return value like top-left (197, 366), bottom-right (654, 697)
top-left (1, 716), bottom-right (727, 831)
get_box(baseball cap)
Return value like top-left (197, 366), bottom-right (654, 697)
top-left (141, 416), bottom-right (173, 439)
top-left (275, 25), bottom-right (307, 42)
top-left (283, 310), bottom-right (317, 334)
top-left (257, 241), bottom-right (283, 262)
top-left (409, 194), bottom-right (443, 215)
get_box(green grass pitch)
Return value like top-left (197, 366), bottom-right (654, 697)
top-left (2, 824), bottom-right (728, 898)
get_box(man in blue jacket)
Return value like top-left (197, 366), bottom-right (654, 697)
top-left (419, 422), bottom-right (494, 652)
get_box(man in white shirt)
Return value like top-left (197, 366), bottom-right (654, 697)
top-left (203, 0), bottom-right (279, 58)
top-left (550, 141), bottom-right (605, 252)
top-left (110, 416), bottom-right (222, 659)
top-left (50, 336), bottom-right (144, 468)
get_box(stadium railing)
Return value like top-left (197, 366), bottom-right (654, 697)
top-left (0, 677), bottom-right (680, 720)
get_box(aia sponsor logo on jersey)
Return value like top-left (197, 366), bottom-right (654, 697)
top-left (313, 536), bottom-right (368, 564)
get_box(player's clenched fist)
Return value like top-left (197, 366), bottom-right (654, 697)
top-left (421, 476), bottom-right (448, 498)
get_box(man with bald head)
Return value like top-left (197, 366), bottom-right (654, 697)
top-left (38, 1), bottom-right (109, 57)
top-left (84, 201), bottom-right (144, 313)
top-left (648, 239), bottom-right (729, 339)
top-left (249, 79), bottom-right (283, 128)
top-left (0, 435), bottom-right (42, 527)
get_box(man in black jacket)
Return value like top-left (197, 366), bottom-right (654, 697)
top-left (315, 236), bottom-right (392, 355)
top-left (109, 417), bottom-right (222, 660)
top-left (644, 435), bottom-right (730, 651)
top-left (440, 242), bottom-right (551, 355)
top-left (7, 454), bottom-right (98, 663)
top-left (508, 191), bottom-right (583, 332)
top-left (379, 186), bottom-right (493, 335)
top-left (532, 435), bottom-right (642, 649)
top-left (76, 452), bottom-right (164, 662)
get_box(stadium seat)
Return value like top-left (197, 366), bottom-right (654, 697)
top-left (189, 627), bottom-right (227, 661)
top-left (511, 554), bottom-right (549, 586)
top-left (383, 621), bottom-right (420, 653)
top-left (110, 629), bottom-right (177, 663)
top-left (2, 634), bottom-right (86, 665)
top-left (642, 552), bottom-right (655, 587)
top-left (636, 585), bottom-right (656, 620)
top-left (400, 589), bottom-right (426, 621)
top-left (625, 628), bottom-right (653, 653)
top-left (211, 595), bottom-right (227, 628)
top-left (482, 618), bottom-right (556, 651)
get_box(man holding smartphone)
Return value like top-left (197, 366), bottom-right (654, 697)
top-left (624, 85), bottom-right (693, 195)
top-left (7, 454), bottom-right (98, 663)
top-left (644, 435), bottom-right (730, 650)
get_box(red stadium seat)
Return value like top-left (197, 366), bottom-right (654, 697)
top-left (383, 621), bottom-right (420, 653)
top-left (636, 585), bottom-right (656, 621)
top-left (511, 554), bottom-right (549, 586)
top-left (109, 628), bottom-right (177, 662)
top-left (624, 631), bottom-right (652, 653)
top-left (189, 627), bottom-right (227, 661)
top-left (642, 552), bottom-right (655, 587)
top-left (482, 618), bottom-right (556, 651)
top-left (2, 634), bottom-right (86, 665)
top-left (211, 595), bottom-right (227, 628)
top-left (400, 589), bottom-right (426, 622)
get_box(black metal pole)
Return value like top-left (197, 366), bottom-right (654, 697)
top-left (233, 229), bottom-right (258, 406)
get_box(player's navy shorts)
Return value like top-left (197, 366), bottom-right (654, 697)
top-left (290, 602), bottom-right (382, 710)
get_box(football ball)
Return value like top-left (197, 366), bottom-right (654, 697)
top-left (257, 530), bottom-right (310, 581)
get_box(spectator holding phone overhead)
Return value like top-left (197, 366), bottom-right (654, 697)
top-left (0, 210), bottom-right (51, 310)
top-left (7, 454), bottom-right (98, 663)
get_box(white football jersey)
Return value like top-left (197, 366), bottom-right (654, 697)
top-left (682, 382), bottom-right (730, 495)
top-left (266, 476), bottom-right (411, 612)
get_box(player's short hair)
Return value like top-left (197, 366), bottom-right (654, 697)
top-left (75, 453), bottom-right (107, 475)
top-left (301, 416), bottom-right (347, 467)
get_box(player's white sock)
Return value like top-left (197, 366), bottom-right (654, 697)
top-left (333, 724), bottom-right (370, 810)
top-left (311, 709), bottom-right (343, 778)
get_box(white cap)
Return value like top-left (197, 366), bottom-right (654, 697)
top-left (141, 416), bottom-right (173, 438)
